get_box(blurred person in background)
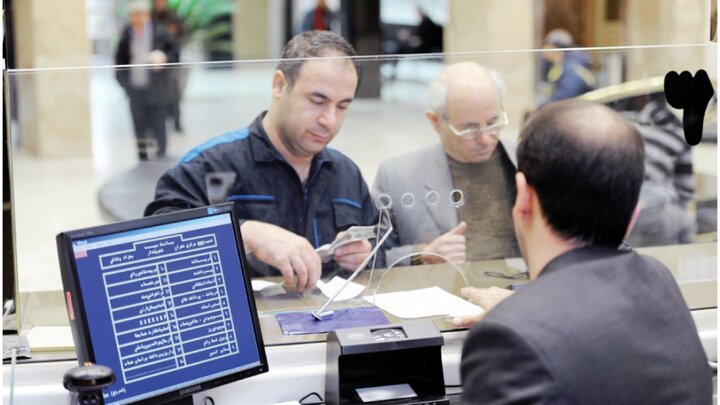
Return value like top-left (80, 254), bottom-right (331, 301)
top-left (152, 0), bottom-right (187, 135)
top-left (151, 0), bottom-right (181, 26)
top-left (622, 94), bottom-right (696, 246)
top-left (116, 0), bottom-right (179, 161)
top-left (382, 7), bottom-right (442, 56)
top-left (300, 0), bottom-right (339, 33)
top-left (415, 7), bottom-right (443, 54)
top-left (540, 28), bottom-right (596, 106)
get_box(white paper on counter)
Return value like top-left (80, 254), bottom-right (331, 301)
top-left (251, 279), bottom-right (279, 291)
top-left (504, 257), bottom-right (529, 273)
top-left (364, 286), bottom-right (483, 319)
top-left (316, 276), bottom-right (366, 301)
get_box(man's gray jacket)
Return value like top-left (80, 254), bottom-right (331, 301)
top-left (371, 141), bottom-right (517, 266)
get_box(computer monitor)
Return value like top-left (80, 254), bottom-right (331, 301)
top-left (57, 203), bottom-right (268, 404)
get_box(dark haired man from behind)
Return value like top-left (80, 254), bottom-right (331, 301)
top-left (460, 100), bottom-right (712, 404)
top-left (146, 30), bottom-right (377, 292)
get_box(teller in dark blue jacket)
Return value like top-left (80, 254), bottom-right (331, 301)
top-left (146, 31), bottom-right (380, 291)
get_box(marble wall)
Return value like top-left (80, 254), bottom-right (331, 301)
top-left (12, 0), bottom-right (92, 157)
top-left (444, 0), bottom-right (536, 131)
top-left (625, 0), bottom-right (715, 79)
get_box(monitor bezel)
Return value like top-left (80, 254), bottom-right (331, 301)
top-left (56, 203), bottom-right (268, 405)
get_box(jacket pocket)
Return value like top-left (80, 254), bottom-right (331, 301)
top-left (332, 198), bottom-right (363, 230)
top-left (228, 194), bottom-right (276, 223)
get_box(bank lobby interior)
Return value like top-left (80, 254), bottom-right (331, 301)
top-left (2, 0), bottom-right (718, 404)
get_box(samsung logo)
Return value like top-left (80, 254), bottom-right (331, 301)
top-left (179, 385), bottom-right (202, 396)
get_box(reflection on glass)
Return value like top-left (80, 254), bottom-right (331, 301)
top-left (579, 79), bottom-right (715, 249)
top-left (7, 46), bottom-right (717, 348)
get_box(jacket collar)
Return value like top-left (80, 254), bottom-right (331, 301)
top-left (248, 111), bottom-right (335, 166)
top-left (538, 245), bottom-right (629, 279)
top-left (498, 139), bottom-right (518, 168)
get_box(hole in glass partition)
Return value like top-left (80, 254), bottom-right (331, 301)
top-left (401, 192), bottom-right (415, 208)
top-left (375, 194), bottom-right (393, 211)
top-left (425, 190), bottom-right (439, 206)
top-left (450, 189), bottom-right (465, 208)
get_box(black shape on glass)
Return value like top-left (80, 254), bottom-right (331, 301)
top-left (663, 69), bottom-right (714, 146)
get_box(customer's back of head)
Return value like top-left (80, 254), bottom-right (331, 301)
top-left (461, 99), bottom-right (712, 405)
top-left (517, 99), bottom-right (644, 248)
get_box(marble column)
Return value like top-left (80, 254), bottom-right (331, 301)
top-left (11, 0), bottom-right (92, 157)
top-left (444, 0), bottom-right (536, 129)
top-left (232, 0), bottom-right (271, 60)
top-left (624, 0), bottom-right (715, 80)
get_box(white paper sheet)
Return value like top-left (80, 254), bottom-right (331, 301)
top-left (250, 279), bottom-right (288, 297)
top-left (26, 326), bottom-right (74, 351)
top-left (364, 286), bottom-right (483, 319)
top-left (316, 276), bottom-right (366, 301)
top-left (251, 279), bottom-right (280, 292)
top-left (505, 257), bottom-right (529, 272)
top-left (356, 383), bottom-right (417, 402)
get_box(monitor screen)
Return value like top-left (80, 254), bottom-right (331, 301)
top-left (57, 204), bottom-right (268, 405)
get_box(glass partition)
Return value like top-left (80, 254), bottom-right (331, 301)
top-left (7, 44), bottom-right (717, 349)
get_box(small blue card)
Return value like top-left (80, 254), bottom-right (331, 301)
top-left (275, 306), bottom-right (390, 335)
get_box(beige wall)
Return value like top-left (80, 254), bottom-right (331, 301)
top-left (625, 0), bottom-right (715, 79)
top-left (593, 0), bottom-right (623, 46)
top-left (444, 0), bottom-right (536, 129)
top-left (233, 0), bottom-right (271, 60)
top-left (12, 0), bottom-right (92, 157)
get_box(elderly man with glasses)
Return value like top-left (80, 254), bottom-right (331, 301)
top-left (373, 62), bottom-right (519, 266)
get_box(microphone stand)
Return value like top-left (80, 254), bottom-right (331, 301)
top-left (313, 223), bottom-right (393, 320)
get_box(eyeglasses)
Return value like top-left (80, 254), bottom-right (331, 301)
top-left (483, 270), bottom-right (528, 280)
top-left (444, 112), bottom-right (508, 139)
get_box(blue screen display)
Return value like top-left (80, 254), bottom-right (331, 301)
top-left (70, 213), bottom-right (261, 404)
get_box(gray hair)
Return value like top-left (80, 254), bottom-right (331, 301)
top-left (544, 28), bottom-right (574, 48)
top-left (428, 67), bottom-right (506, 117)
top-left (127, 0), bottom-right (151, 14)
